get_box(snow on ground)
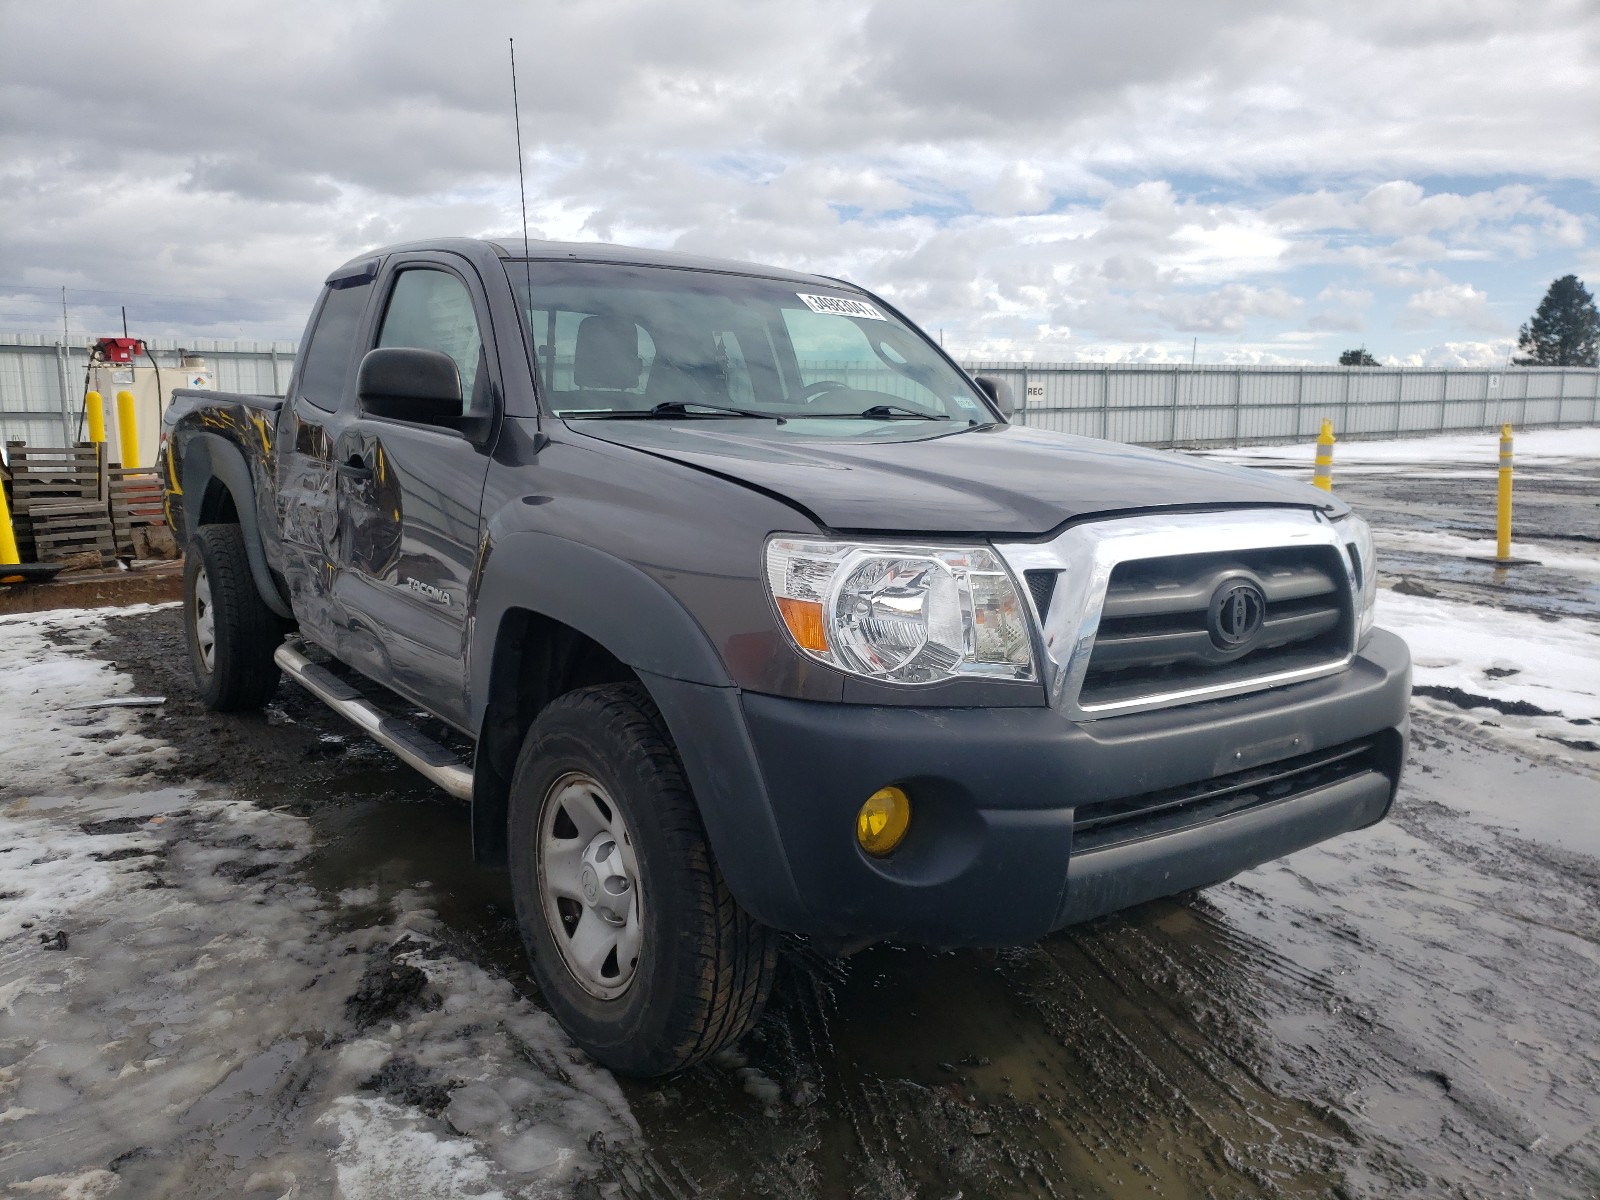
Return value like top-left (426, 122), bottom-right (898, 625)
top-left (0, 605), bottom-right (175, 797)
top-left (1377, 588), bottom-right (1600, 756)
top-left (1374, 528), bottom-right (1600, 576)
top-left (0, 608), bottom-right (635, 1199)
top-left (1201, 425), bottom-right (1600, 468)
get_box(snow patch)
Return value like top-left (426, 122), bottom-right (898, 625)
top-left (1378, 589), bottom-right (1600, 752)
top-left (329, 1097), bottom-right (507, 1200)
top-left (0, 607), bottom-right (636, 1195)
top-left (0, 606), bottom-right (176, 798)
top-left (1199, 426), bottom-right (1600, 468)
top-left (1375, 528), bottom-right (1600, 575)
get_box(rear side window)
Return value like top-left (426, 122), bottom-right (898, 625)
top-left (297, 282), bottom-right (370, 411)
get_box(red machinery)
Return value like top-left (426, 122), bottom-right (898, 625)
top-left (92, 336), bottom-right (146, 364)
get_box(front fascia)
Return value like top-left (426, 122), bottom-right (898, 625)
top-left (996, 508), bottom-right (1362, 720)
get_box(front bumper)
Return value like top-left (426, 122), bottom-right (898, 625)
top-left (645, 627), bottom-right (1410, 946)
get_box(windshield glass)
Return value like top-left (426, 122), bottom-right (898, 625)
top-left (508, 261), bottom-right (994, 423)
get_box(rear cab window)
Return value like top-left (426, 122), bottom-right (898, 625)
top-left (296, 281), bottom-right (371, 411)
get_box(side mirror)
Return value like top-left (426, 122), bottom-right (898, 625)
top-left (973, 375), bottom-right (1016, 420)
top-left (357, 347), bottom-right (463, 427)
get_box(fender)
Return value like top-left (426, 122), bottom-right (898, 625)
top-left (467, 530), bottom-right (732, 723)
top-left (179, 432), bottom-right (294, 619)
top-left (465, 531), bottom-right (809, 926)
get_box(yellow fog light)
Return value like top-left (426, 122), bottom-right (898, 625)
top-left (856, 786), bottom-right (911, 857)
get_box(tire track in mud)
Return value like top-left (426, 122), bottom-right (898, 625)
top-left (88, 605), bottom-right (1600, 1198)
top-left (603, 715), bottom-right (1600, 1200)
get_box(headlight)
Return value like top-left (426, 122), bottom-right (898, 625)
top-left (1334, 513), bottom-right (1376, 641)
top-left (764, 537), bottom-right (1036, 684)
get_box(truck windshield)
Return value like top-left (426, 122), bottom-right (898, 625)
top-left (509, 261), bottom-right (994, 423)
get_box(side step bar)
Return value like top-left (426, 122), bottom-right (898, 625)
top-left (273, 639), bottom-right (474, 801)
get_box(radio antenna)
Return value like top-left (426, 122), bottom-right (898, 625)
top-left (509, 38), bottom-right (531, 261)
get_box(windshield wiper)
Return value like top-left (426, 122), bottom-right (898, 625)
top-left (791, 403), bottom-right (946, 421)
top-left (571, 401), bottom-right (786, 424)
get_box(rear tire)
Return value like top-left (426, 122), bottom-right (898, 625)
top-left (184, 525), bottom-right (282, 711)
top-left (509, 683), bottom-right (777, 1077)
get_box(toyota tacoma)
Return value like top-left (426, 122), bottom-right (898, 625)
top-left (160, 238), bottom-right (1410, 1076)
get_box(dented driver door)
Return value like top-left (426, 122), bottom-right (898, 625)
top-left (329, 255), bottom-right (497, 727)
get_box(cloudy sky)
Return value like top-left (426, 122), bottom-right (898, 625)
top-left (2, 0), bottom-right (1597, 365)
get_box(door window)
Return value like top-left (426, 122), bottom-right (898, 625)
top-left (376, 269), bottom-right (485, 413)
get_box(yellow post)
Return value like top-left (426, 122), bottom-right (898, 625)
top-left (0, 470), bottom-right (20, 567)
top-left (1496, 423), bottom-right (1514, 561)
top-left (116, 389), bottom-right (140, 468)
top-left (1313, 418), bottom-right (1336, 491)
top-left (86, 390), bottom-right (106, 444)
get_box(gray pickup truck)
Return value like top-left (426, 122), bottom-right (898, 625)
top-left (160, 237), bottom-right (1410, 1075)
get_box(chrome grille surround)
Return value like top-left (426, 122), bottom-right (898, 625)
top-left (995, 508), bottom-right (1360, 721)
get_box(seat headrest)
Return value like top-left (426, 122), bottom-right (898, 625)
top-left (574, 315), bottom-right (643, 391)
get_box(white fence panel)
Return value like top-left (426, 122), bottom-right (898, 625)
top-left (3, 338), bottom-right (1597, 453)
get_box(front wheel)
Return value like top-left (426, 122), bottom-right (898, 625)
top-left (183, 525), bottom-right (282, 711)
top-left (509, 683), bottom-right (777, 1077)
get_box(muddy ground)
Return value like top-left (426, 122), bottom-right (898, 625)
top-left (39, 440), bottom-right (1600, 1198)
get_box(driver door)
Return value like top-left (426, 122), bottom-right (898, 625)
top-left (330, 255), bottom-right (498, 726)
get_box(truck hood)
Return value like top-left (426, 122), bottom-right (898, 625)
top-left (570, 420), bottom-right (1344, 537)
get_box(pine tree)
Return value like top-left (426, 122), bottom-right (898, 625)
top-left (1339, 348), bottom-right (1379, 366)
top-left (1513, 275), bottom-right (1598, 366)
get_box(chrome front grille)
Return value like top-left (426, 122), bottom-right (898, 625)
top-left (1079, 545), bottom-right (1352, 709)
top-left (997, 508), bottom-right (1360, 720)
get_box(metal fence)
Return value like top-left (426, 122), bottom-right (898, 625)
top-left (967, 362), bottom-right (1600, 446)
top-left (3, 334), bottom-right (1596, 451)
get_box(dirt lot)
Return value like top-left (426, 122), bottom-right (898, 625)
top-left (3, 429), bottom-right (1598, 1199)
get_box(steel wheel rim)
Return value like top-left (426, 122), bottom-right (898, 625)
top-left (193, 567), bottom-right (216, 673)
top-left (537, 771), bottom-right (644, 1000)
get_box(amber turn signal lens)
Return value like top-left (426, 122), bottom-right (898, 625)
top-left (856, 786), bottom-right (911, 857)
top-left (776, 596), bottom-right (829, 653)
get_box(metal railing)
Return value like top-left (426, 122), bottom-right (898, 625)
top-left (3, 335), bottom-right (1596, 451)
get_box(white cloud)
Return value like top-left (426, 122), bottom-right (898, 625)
top-left (1390, 338), bottom-right (1517, 367)
top-left (1400, 282), bottom-right (1503, 332)
top-left (0, 0), bottom-right (1595, 361)
top-left (1151, 285), bottom-right (1304, 334)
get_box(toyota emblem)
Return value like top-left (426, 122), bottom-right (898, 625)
top-left (1208, 580), bottom-right (1267, 649)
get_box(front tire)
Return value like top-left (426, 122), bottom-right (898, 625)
top-left (184, 525), bottom-right (282, 711)
top-left (509, 683), bottom-right (777, 1077)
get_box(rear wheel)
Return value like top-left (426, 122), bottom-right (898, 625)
top-left (509, 683), bottom-right (777, 1077)
top-left (184, 525), bottom-right (282, 711)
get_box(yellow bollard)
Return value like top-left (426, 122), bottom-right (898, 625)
top-left (1312, 418), bottom-right (1335, 491)
top-left (86, 390), bottom-right (106, 444)
top-left (116, 389), bottom-right (140, 468)
top-left (0, 469), bottom-right (20, 567)
top-left (1468, 423), bottom-right (1539, 567)
top-left (1496, 423), bottom-right (1514, 561)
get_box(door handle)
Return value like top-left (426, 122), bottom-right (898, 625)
top-left (337, 458), bottom-right (373, 484)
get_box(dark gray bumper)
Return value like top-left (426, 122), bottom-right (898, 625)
top-left (644, 627), bottom-right (1411, 946)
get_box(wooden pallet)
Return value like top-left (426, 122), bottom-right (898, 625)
top-left (29, 500), bottom-right (117, 563)
top-left (5, 441), bottom-right (115, 566)
top-left (109, 465), bottom-right (165, 558)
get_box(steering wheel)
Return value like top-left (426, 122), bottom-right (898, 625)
top-left (800, 379), bottom-right (850, 405)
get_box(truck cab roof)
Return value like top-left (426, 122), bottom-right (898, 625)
top-left (326, 236), bottom-right (831, 290)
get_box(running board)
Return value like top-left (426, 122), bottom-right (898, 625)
top-left (273, 639), bottom-right (474, 801)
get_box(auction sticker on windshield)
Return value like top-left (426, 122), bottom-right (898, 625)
top-left (797, 293), bottom-right (885, 320)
